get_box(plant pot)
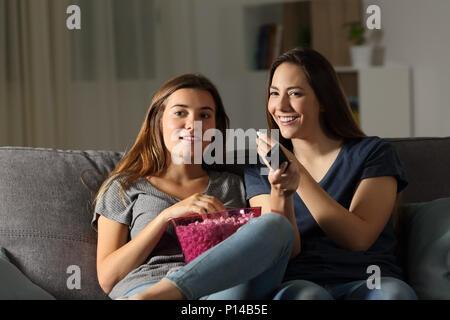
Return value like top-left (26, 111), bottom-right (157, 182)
top-left (350, 45), bottom-right (373, 67)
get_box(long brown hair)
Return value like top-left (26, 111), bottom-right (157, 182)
top-left (94, 73), bottom-right (229, 204)
top-left (266, 47), bottom-right (365, 149)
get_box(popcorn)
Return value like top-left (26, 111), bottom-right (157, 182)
top-left (172, 208), bottom-right (261, 263)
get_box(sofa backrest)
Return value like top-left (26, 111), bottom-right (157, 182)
top-left (0, 147), bottom-right (122, 299)
top-left (0, 137), bottom-right (449, 299)
top-left (388, 137), bottom-right (450, 203)
top-left (218, 137), bottom-right (450, 203)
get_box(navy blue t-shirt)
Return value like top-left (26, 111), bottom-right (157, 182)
top-left (244, 136), bottom-right (408, 285)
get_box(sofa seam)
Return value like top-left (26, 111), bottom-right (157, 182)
top-left (0, 147), bottom-right (124, 158)
top-left (387, 137), bottom-right (450, 143)
top-left (0, 229), bottom-right (96, 244)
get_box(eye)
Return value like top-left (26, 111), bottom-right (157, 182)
top-left (289, 91), bottom-right (303, 97)
top-left (200, 113), bottom-right (212, 119)
top-left (174, 110), bottom-right (185, 116)
top-left (269, 91), bottom-right (279, 96)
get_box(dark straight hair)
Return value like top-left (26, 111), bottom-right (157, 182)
top-left (266, 47), bottom-right (366, 150)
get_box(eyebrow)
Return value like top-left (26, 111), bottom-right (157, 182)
top-left (171, 104), bottom-right (214, 111)
top-left (270, 85), bottom-right (304, 91)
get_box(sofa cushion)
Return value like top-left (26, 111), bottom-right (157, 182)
top-left (0, 247), bottom-right (55, 300)
top-left (389, 137), bottom-right (450, 203)
top-left (0, 147), bottom-right (123, 299)
top-left (397, 197), bottom-right (450, 299)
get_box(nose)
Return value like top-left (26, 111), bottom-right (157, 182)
top-left (184, 114), bottom-right (203, 132)
top-left (276, 92), bottom-right (291, 112)
top-left (184, 116), bottom-right (194, 132)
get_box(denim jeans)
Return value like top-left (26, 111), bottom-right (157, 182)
top-left (123, 213), bottom-right (294, 299)
top-left (272, 277), bottom-right (418, 300)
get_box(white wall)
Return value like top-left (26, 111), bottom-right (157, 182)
top-left (363, 0), bottom-right (450, 137)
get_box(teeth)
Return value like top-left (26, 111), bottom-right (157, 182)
top-left (182, 136), bottom-right (201, 141)
top-left (279, 116), bottom-right (298, 122)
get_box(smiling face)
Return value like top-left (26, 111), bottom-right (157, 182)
top-left (268, 62), bottom-right (323, 140)
top-left (161, 88), bottom-right (216, 162)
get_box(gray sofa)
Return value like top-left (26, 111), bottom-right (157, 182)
top-left (0, 137), bottom-right (449, 300)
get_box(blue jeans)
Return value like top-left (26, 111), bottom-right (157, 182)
top-left (273, 278), bottom-right (418, 300)
top-left (123, 213), bottom-right (294, 299)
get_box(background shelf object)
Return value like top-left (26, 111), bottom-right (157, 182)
top-left (244, 0), bottom-right (360, 70)
top-left (244, 3), bottom-right (283, 70)
top-left (244, 1), bottom-right (312, 70)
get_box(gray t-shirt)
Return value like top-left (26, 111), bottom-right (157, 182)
top-left (92, 170), bottom-right (246, 299)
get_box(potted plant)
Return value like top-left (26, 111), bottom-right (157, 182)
top-left (345, 21), bottom-right (373, 67)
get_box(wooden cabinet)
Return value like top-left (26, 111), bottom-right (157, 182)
top-left (244, 0), bottom-right (361, 69)
top-left (311, 0), bottom-right (361, 66)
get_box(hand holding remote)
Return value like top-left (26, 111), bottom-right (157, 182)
top-left (256, 132), bottom-right (301, 197)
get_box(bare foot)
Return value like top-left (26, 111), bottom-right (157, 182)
top-left (129, 279), bottom-right (186, 300)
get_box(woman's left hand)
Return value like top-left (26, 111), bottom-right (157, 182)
top-left (256, 133), bottom-right (302, 197)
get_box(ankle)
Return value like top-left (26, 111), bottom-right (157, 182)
top-left (138, 279), bottom-right (186, 300)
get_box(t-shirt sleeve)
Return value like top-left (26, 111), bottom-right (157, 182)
top-left (360, 139), bottom-right (408, 193)
top-left (91, 177), bottom-right (135, 231)
top-left (243, 165), bottom-right (272, 201)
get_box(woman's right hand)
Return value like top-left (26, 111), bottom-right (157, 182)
top-left (256, 133), bottom-right (301, 197)
top-left (161, 193), bottom-right (226, 222)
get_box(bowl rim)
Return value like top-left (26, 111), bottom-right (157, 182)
top-left (169, 207), bottom-right (261, 227)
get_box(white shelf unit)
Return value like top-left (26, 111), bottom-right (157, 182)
top-left (336, 66), bottom-right (412, 138)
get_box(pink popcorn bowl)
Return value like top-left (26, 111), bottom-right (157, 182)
top-left (170, 207), bottom-right (261, 263)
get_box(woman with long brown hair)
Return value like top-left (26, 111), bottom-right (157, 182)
top-left (245, 47), bottom-right (417, 300)
top-left (92, 73), bottom-right (296, 300)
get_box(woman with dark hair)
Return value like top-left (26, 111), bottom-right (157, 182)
top-left (93, 73), bottom-right (296, 300)
top-left (245, 47), bottom-right (418, 300)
